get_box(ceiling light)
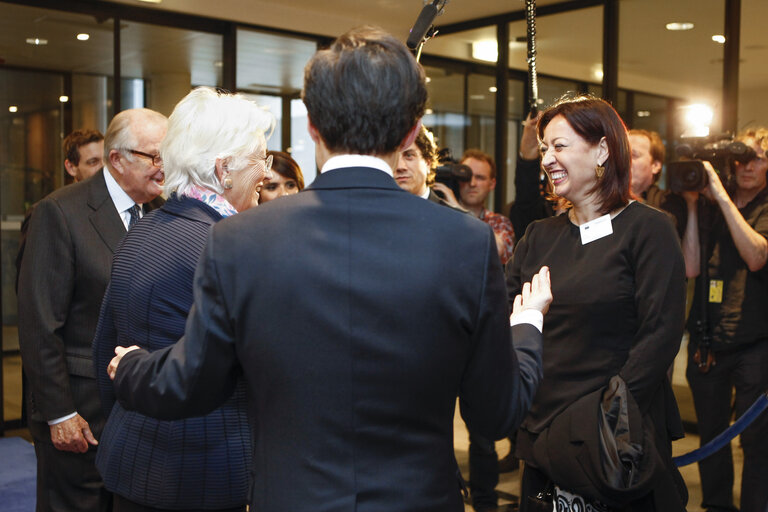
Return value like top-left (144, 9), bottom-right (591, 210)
top-left (637, 110), bottom-right (651, 118)
top-left (489, 86), bottom-right (498, 93)
top-left (425, 76), bottom-right (432, 83)
top-left (682, 103), bottom-right (713, 137)
top-left (59, 96), bottom-right (69, 103)
top-left (9, 106), bottom-right (18, 113)
top-left (593, 68), bottom-right (604, 81)
top-left (26, 38), bottom-right (48, 45)
top-left (469, 94), bottom-right (485, 101)
top-left (666, 22), bottom-right (694, 31)
top-left (137, 0), bottom-right (162, 3)
top-left (77, 33), bottom-right (90, 41)
top-left (712, 35), bottom-right (726, 44)
top-left (213, 61), bottom-right (223, 68)
top-left (472, 40), bottom-right (498, 63)
top-left (425, 108), bottom-right (434, 115)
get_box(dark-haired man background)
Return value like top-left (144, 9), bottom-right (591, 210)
top-left (64, 129), bottom-right (105, 182)
top-left (109, 25), bottom-right (550, 512)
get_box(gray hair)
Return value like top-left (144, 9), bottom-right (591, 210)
top-left (161, 87), bottom-right (276, 196)
top-left (104, 108), bottom-right (167, 169)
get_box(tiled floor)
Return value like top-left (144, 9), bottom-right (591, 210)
top-left (2, 330), bottom-right (745, 511)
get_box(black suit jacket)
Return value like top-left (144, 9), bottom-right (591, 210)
top-left (114, 167), bottom-right (543, 512)
top-left (17, 170), bottom-right (159, 439)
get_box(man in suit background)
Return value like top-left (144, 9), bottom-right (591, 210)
top-left (17, 107), bottom-right (167, 512)
top-left (109, 26), bottom-right (549, 512)
top-left (64, 129), bottom-right (105, 183)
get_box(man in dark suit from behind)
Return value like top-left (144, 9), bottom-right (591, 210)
top-left (109, 26), bottom-right (549, 512)
top-left (17, 108), bottom-right (167, 512)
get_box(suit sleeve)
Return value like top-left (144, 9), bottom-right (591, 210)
top-left (618, 213), bottom-right (687, 413)
top-left (113, 230), bottom-right (240, 420)
top-left (458, 225), bottom-right (542, 439)
top-left (93, 283), bottom-right (118, 418)
top-left (17, 197), bottom-right (78, 421)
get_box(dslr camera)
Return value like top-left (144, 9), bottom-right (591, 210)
top-left (667, 135), bottom-right (756, 193)
top-left (432, 148), bottom-right (472, 199)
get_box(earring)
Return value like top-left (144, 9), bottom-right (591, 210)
top-left (595, 165), bottom-right (605, 179)
top-left (222, 172), bottom-right (233, 189)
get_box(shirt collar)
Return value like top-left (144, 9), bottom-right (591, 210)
top-left (103, 167), bottom-right (137, 213)
top-left (321, 155), bottom-right (393, 177)
top-left (420, 188), bottom-right (431, 200)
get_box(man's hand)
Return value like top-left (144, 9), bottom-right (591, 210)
top-left (702, 160), bottom-right (729, 203)
top-left (512, 266), bottom-right (552, 315)
top-left (520, 111), bottom-right (543, 161)
top-left (49, 414), bottom-right (98, 453)
top-left (108, 345), bottom-right (140, 380)
top-left (430, 183), bottom-right (462, 209)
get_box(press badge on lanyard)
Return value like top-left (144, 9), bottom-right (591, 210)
top-left (709, 279), bottom-right (724, 303)
top-left (579, 214), bottom-right (613, 245)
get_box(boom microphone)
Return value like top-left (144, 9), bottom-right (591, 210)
top-left (407, 1), bottom-right (440, 50)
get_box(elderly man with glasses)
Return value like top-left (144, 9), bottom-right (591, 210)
top-left (17, 107), bottom-right (167, 512)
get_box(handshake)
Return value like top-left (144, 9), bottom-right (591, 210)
top-left (511, 266), bottom-right (552, 318)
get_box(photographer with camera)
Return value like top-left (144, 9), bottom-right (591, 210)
top-left (681, 129), bottom-right (768, 512)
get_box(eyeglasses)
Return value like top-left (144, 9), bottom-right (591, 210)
top-left (262, 154), bottom-right (273, 175)
top-left (253, 154), bottom-right (274, 181)
top-left (127, 149), bottom-right (163, 167)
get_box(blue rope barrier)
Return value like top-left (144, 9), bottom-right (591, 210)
top-left (674, 392), bottom-right (768, 467)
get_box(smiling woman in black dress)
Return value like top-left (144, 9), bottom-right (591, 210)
top-left (506, 96), bottom-right (688, 512)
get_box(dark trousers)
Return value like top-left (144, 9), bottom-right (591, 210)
top-left (31, 426), bottom-right (111, 512)
top-left (687, 340), bottom-right (768, 512)
top-left (468, 431), bottom-right (498, 510)
top-left (113, 494), bottom-right (245, 512)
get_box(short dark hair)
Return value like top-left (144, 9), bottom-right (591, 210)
top-left (461, 149), bottom-right (496, 179)
top-left (302, 26), bottom-right (427, 155)
top-left (629, 129), bottom-right (665, 183)
top-left (538, 95), bottom-right (631, 214)
top-left (268, 150), bottom-right (305, 190)
top-left (63, 129), bottom-right (103, 165)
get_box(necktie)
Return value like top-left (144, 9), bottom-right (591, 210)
top-left (127, 204), bottom-right (141, 230)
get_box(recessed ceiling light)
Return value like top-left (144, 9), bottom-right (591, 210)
top-left (425, 108), bottom-right (434, 115)
top-left (637, 110), bottom-right (651, 118)
top-left (9, 106), bottom-right (18, 113)
top-left (26, 38), bottom-right (48, 45)
top-left (666, 22), bottom-right (694, 31)
top-left (469, 94), bottom-right (485, 101)
top-left (77, 33), bottom-right (90, 41)
top-left (59, 96), bottom-right (69, 103)
top-left (712, 35), bottom-right (726, 44)
top-left (213, 61), bottom-right (223, 68)
top-left (425, 76), bottom-right (432, 83)
top-left (489, 86), bottom-right (498, 93)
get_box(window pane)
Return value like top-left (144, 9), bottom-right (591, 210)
top-left (240, 94), bottom-right (282, 152)
top-left (121, 21), bottom-right (223, 115)
top-left (237, 29), bottom-right (316, 93)
top-left (423, 66), bottom-right (466, 162)
top-left (290, 99), bottom-right (316, 186)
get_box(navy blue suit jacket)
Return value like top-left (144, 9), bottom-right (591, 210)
top-left (114, 168), bottom-right (543, 512)
top-left (94, 195), bottom-right (251, 509)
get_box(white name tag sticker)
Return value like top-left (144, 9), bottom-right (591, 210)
top-left (579, 213), bottom-right (613, 245)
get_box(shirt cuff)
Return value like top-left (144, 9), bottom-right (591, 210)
top-left (510, 309), bottom-right (543, 333)
top-left (48, 412), bottom-right (77, 425)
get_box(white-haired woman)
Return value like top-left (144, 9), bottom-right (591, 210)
top-left (93, 87), bottom-right (274, 512)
